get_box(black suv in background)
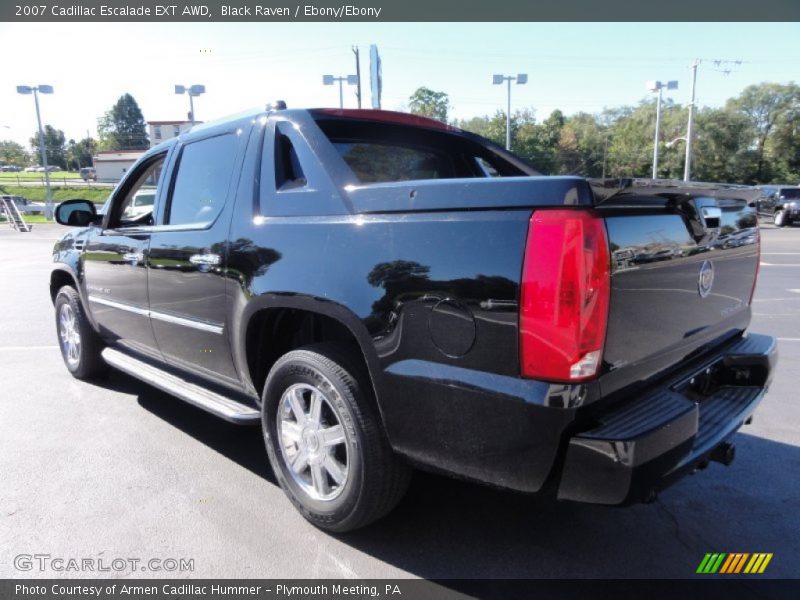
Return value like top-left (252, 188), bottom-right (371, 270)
top-left (755, 185), bottom-right (800, 226)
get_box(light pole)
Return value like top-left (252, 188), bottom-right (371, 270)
top-left (492, 73), bottom-right (527, 150)
top-left (322, 74), bottom-right (358, 109)
top-left (646, 80), bottom-right (678, 179)
top-left (16, 84), bottom-right (54, 219)
top-left (175, 84), bottom-right (205, 125)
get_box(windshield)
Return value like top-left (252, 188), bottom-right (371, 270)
top-left (780, 189), bottom-right (800, 199)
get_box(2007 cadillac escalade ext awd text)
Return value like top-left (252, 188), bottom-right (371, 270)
top-left (50, 107), bottom-right (777, 531)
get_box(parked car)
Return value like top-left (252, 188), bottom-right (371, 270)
top-left (755, 185), bottom-right (800, 226)
top-left (24, 166), bottom-right (39, 172)
top-left (80, 167), bottom-right (97, 181)
top-left (0, 165), bottom-right (23, 172)
top-left (49, 107), bottom-right (777, 532)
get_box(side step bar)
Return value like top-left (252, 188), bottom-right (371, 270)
top-left (101, 348), bottom-right (260, 425)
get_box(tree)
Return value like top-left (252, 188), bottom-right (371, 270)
top-left (691, 107), bottom-right (758, 184)
top-left (30, 125), bottom-right (67, 169)
top-left (0, 140), bottom-right (30, 167)
top-left (554, 112), bottom-right (607, 177)
top-left (727, 83), bottom-right (800, 182)
top-left (408, 87), bottom-right (451, 123)
top-left (66, 137), bottom-right (97, 170)
top-left (98, 93), bottom-right (148, 150)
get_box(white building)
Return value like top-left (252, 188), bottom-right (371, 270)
top-left (93, 150), bottom-right (145, 183)
top-left (148, 120), bottom-right (195, 147)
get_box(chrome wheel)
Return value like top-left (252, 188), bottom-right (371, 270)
top-left (277, 383), bottom-right (349, 501)
top-left (58, 303), bottom-right (81, 368)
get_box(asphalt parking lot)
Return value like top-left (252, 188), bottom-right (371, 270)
top-left (1, 221), bottom-right (798, 580)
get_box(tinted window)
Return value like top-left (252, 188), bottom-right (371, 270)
top-left (333, 142), bottom-right (451, 183)
top-left (314, 118), bottom-right (538, 184)
top-left (168, 134), bottom-right (237, 226)
top-left (780, 188), bottom-right (800, 199)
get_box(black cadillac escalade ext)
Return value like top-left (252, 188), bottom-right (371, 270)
top-left (50, 107), bottom-right (777, 531)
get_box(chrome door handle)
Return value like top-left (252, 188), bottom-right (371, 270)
top-left (189, 253), bottom-right (221, 266)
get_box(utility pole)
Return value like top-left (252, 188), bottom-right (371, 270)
top-left (684, 59), bottom-right (700, 182)
top-left (352, 46), bottom-right (362, 109)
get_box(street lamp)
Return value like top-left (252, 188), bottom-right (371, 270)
top-left (322, 74), bottom-right (358, 109)
top-left (16, 84), bottom-right (55, 219)
top-left (492, 73), bottom-right (527, 151)
top-left (646, 80), bottom-right (678, 179)
top-left (175, 84), bottom-right (205, 125)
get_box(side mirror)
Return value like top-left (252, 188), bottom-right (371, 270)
top-left (55, 199), bottom-right (99, 227)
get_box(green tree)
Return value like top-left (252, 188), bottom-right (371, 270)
top-left (98, 93), bottom-right (148, 150)
top-left (66, 137), bottom-right (97, 170)
top-left (29, 125), bottom-right (67, 169)
top-left (408, 87), bottom-right (451, 123)
top-left (727, 82), bottom-right (800, 182)
top-left (554, 112), bottom-right (608, 177)
top-left (0, 140), bottom-right (30, 166)
top-left (692, 107), bottom-right (758, 184)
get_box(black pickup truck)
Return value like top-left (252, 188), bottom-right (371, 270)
top-left (50, 107), bottom-right (777, 532)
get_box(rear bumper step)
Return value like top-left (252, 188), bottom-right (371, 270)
top-left (557, 333), bottom-right (777, 505)
top-left (101, 348), bottom-right (260, 425)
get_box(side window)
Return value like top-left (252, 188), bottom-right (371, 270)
top-left (474, 156), bottom-right (499, 177)
top-left (275, 131), bottom-right (307, 190)
top-left (109, 153), bottom-right (166, 228)
top-left (167, 134), bottom-right (237, 227)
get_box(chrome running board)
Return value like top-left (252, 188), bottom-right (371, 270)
top-left (101, 348), bottom-right (260, 425)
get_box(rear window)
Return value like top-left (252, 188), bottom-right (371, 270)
top-left (333, 142), bottom-right (451, 183)
top-left (780, 188), bottom-right (800, 199)
top-left (314, 117), bottom-right (537, 184)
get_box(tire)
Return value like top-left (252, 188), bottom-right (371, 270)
top-left (261, 342), bottom-right (411, 532)
top-left (54, 286), bottom-right (107, 379)
top-left (774, 210), bottom-right (786, 227)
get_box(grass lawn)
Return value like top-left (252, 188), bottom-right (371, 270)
top-left (0, 214), bottom-right (53, 224)
top-left (0, 184), bottom-right (109, 204)
top-left (0, 171), bottom-right (83, 183)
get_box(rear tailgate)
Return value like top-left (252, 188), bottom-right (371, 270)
top-left (594, 183), bottom-right (759, 397)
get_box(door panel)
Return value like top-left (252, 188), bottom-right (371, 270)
top-left (84, 232), bottom-right (156, 357)
top-left (147, 129), bottom-right (247, 384)
top-left (83, 151), bottom-right (170, 359)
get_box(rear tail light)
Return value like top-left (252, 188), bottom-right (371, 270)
top-left (520, 209), bottom-right (611, 382)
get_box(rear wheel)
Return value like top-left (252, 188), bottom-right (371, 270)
top-left (261, 343), bottom-right (411, 532)
top-left (54, 286), bottom-right (107, 379)
top-left (774, 210), bottom-right (786, 227)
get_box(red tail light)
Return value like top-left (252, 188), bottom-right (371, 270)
top-left (520, 209), bottom-right (611, 382)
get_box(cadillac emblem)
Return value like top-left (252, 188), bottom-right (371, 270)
top-left (698, 260), bottom-right (715, 298)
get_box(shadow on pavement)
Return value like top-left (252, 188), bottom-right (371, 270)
top-left (104, 373), bottom-right (799, 579)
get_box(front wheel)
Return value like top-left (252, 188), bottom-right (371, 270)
top-left (774, 210), bottom-right (787, 227)
top-left (54, 286), bottom-right (107, 379)
top-left (261, 343), bottom-right (411, 532)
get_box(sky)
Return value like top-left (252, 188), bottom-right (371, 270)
top-left (1, 21), bottom-right (799, 148)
